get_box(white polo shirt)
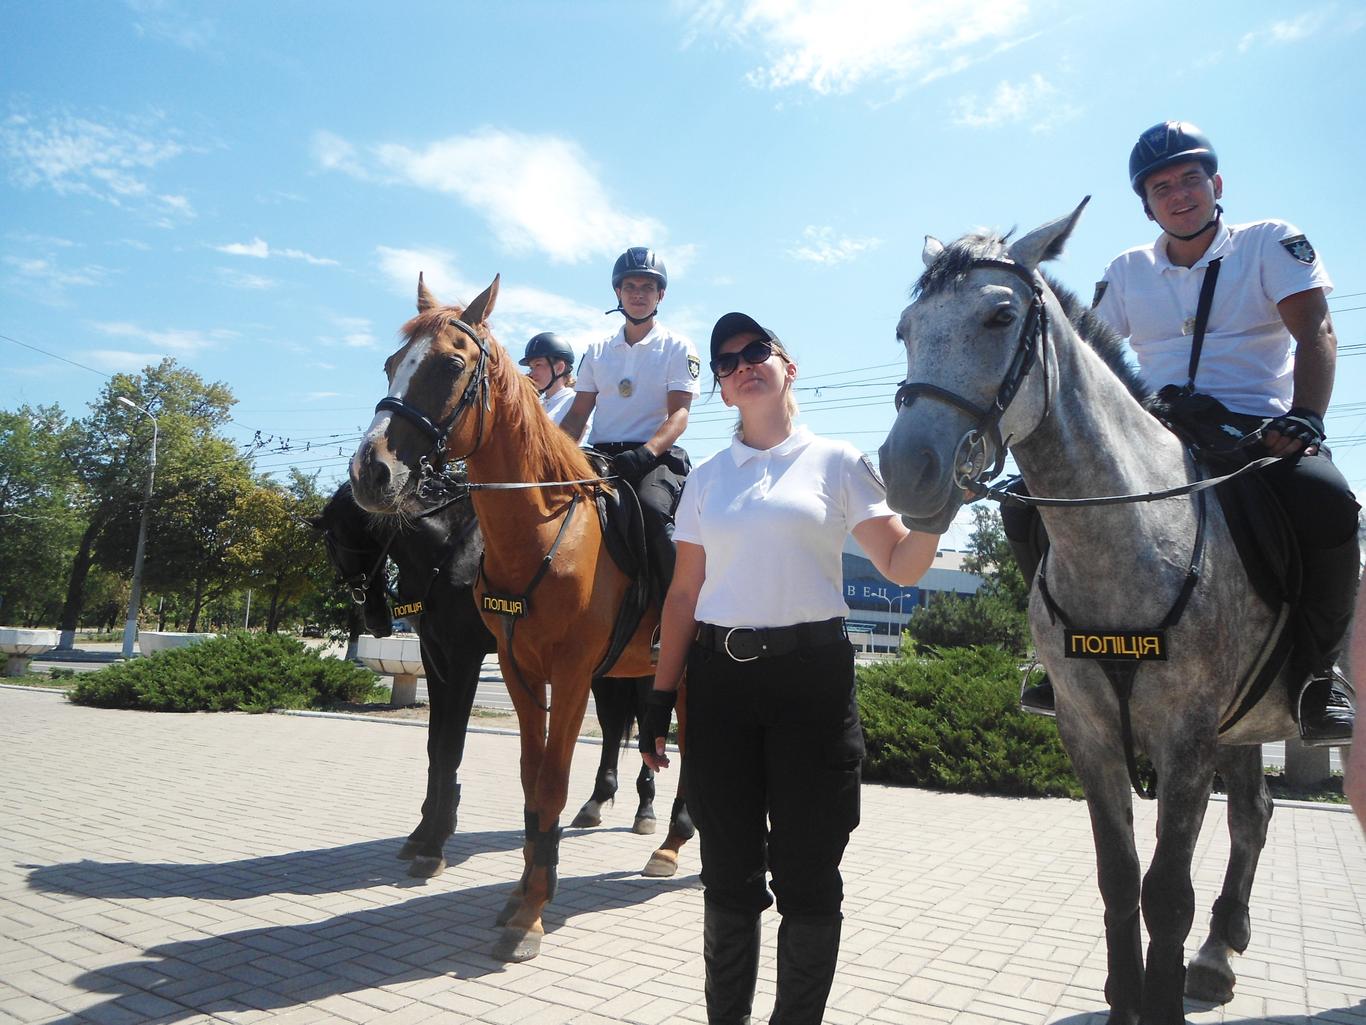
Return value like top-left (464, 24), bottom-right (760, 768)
top-left (674, 426), bottom-right (892, 628)
top-left (1093, 219), bottom-right (1333, 416)
top-left (577, 323), bottom-right (701, 444)
top-left (542, 386), bottom-right (576, 426)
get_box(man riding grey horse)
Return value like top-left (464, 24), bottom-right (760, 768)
top-left (1012, 120), bottom-right (1359, 745)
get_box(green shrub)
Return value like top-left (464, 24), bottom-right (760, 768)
top-left (857, 645), bottom-right (1081, 798)
top-left (69, 631), bottom-right (381, 713)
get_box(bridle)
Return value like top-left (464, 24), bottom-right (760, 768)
top-left (323, 528), bottom-right (395, 605)
top-left (892, 257), bottom-right (1052, 493)
top-left (374, 317), bottom-right (493, 487)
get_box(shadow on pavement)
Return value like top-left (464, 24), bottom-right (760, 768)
top-left (23, 829), bottom-right (526, 900)
top-left (39, 869), bottom-right (698, 1024)
top-left (1050, 1006), bottom-right (1366, 1025)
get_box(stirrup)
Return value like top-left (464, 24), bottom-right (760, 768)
top-left (1296, 669), bottom-right (1354, 748)
top-left (1019, 663), bottom-right (1056, 718)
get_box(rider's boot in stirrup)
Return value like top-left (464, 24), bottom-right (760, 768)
top-left (769, 913), bottom-right (842, 1025)
top-left (703, 902), bottom-right (761, 1025)
top-left (1293, 537), bottom-right (1359, 747)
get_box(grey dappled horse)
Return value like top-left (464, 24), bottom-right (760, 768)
top-left (879, 200), bottom-right (1303, 1025)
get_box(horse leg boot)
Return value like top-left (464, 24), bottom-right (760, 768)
top-left (495, 822), bottom-right (560, 963)
top-left (496, 808), bottom-right (538, 927)
top-left (703, 903), bottom-right (761, 1025)
top-left (769, 913), bottom-right (843, 1025)
top-left (644, 793), bottom-right (696, 877)
top-left (633, 761), bottom-right (658, 834)
top-left (1001, 493), bottom-right (1054, 715)
top-left (1293, 537), bottom-right (1359, 746)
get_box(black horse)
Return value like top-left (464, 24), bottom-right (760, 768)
top-left (315, 482), bottom-right (684, 877)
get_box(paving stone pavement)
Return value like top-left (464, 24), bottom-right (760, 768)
top-left (2, 686), bottom-right (1365, 1025)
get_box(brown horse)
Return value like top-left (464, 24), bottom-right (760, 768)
top-left (349, 274), bottom-right (688, 963)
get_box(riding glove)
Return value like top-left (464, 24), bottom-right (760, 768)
top-left (639, 687), bottom-right (677, 755)
top-left (612, 445), bottom-right (662, 486)
top-left (1265, 407), bottom-right (1325, 449)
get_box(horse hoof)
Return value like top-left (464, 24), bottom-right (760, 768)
top-left (642, 849), bottom-right (678, 878)
top-left (396, 838), bottom-right (420, 860)
top-left (408, 855), bottom-right (446, 879)
top-left (570, 802), bottom-right (604, 828)
top-left (493, 926), bottom-right (543, 963)
top-left (1184, 960), bottom-right (1235, 1004)
top-left (632, 813), bottom-right (657, 835)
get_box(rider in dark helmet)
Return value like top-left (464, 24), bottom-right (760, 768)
top-left (559, 247), bottom-right (701, 594)
top-left (519, 332), bottom-right (584, 433)
top-left (1012, 121), bottom-right (1359, 745)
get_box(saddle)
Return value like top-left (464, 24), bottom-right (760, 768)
top-left (1146, 389), bottom-right (1303, 727)
top-left (583, 448), bottom-right (655, 677)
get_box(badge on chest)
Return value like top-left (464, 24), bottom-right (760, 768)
top-left (481, 591), bottom-right (529, 618)
top-left (1064, 629), bottom-right (1167, 661)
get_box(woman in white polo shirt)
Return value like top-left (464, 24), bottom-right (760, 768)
top-left (641, 312), bottom-right (941, 1025)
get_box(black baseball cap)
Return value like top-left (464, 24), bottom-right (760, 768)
top-left (709, 311), bottom-right (779, 362)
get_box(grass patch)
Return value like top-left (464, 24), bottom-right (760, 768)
top-left (69, 631), bottom-right (379, 713)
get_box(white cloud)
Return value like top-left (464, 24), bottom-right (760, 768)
top-left (953, 73), bottom-right (1076, 130)
top-left (786, 226), bottom-right (882, 265)
top-left (375, 245), bottom-right (614, 359)
top-left (89, 320), bottom-right (236, 353)
top-left (213, 236), bottom-right (338, 265)
top-left (3, 254), bottom-right (111, 289)
top-left (320, 129), bottom-right (664, 264)
top-left (217, 268), bottom-right (277, 290)
top-left (305, 391), bottom-right (342, 401)
top-left (0, 108), bottom-right (196, 222)
top-left (127, 0), bottom-right (217, 49)
top-left (683, 0), bottom-right (1031, 94)
top-left (330, 315), bottom-right (379, 350)
top-left (82, 349), bottom-right (166, 373)
top-left (1237, 9), bottom-right (1337, 51)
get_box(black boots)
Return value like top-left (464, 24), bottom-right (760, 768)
top-left (769, 914), bottom-right (843, 1025)
top-left (703, 904), bottom-right (761, 1025)
top-left (1293, 537), bottom-right (1360, 746)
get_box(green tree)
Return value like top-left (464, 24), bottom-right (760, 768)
top-left (908, 506), bottom-right (1031, 655)
top-left (55, 358), bottom-right (245, 644)
top-left (226, 471), bottom-right (332, 632)
top-left (0, 405), bottom-right (84, 626)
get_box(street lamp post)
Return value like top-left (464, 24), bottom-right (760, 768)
top-left (117, 397), bottom-right (158, 658)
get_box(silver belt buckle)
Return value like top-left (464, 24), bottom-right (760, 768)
top-left (723, 627), bottom-right (761, 663)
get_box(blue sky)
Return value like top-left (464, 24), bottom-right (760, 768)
top-left (4, 0), bottom-right (1364, 548)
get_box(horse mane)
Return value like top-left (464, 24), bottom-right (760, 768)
top-left (913, 232), bottom-right (1149, 403)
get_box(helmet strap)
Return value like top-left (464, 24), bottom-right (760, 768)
top-left (1167, 204), bottom-right (1223, 243)
top-left (604, 303), bottom-right (658, 326)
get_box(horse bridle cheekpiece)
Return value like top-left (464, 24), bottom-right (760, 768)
top-left (374, 317), bottom-right (493, 491)
top-left (893, 258), bottom-right (1052, 493)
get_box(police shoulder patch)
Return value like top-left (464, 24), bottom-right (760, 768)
top-left (859, 454), bottom-right (885, 490)
top-left (1091, 280), bottom-right (1108, 307)
top-left (1279, 234), bottom-right (1317, 265)
top-left (687, 354), bottom-right (700, 380)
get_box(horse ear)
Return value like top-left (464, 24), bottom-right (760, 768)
top-left (1008, 196), bottom-right (1091, 271)
top-left (303, 514), bottom-right (325, 532)
top-left (922, 236), bottom-right (945, 267)
top-left (417, 272), bottom-right (440, 313)
top-left (462, 274), bottom-right (500, 326)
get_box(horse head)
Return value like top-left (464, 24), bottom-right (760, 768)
top-left (350, 274), bottom-right (501, 513)
top-left (878, 198), bottom-right (1089, 531)
top-left (315, 482), bottom-right (394, 637)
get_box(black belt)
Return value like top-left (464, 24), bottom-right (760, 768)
top-left (695, 618), bottom-right (846, 662)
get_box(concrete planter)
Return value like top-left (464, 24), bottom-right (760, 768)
top-left (137, 631), bottom-right (217, 656)
top-left (356, 635), bottom-right (426, 707)
top-left (0, 627), bottom-right (61, 676)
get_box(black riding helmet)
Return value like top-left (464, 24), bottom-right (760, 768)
top-left (519, 332), bottom-right (575, 369)
top-left (611, 247), bottom-right (668, 291)
top-left (1129, 121), bottom-right (1218, 196)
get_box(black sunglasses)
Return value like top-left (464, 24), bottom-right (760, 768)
top-left (710, 339), bottom-right (774, 379)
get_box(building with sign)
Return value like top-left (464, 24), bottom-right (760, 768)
top-left (841, 537), bottom-right (983, 653)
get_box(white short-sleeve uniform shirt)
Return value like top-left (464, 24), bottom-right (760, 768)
top-left (541, 386), bottom-right (578, 427)
top-left (673, 426), bottom-right (892, 628)
top-left (576, 323), bottom-right (701, 444)
top-left (1093, 219), bottom-right (1332, 417)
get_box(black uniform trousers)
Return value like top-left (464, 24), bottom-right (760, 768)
top-left (597, 442), bottom-right (691, 586)
top-left (683, 637), bottom-right (864, 918)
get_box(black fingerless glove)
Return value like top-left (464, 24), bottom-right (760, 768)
top-left (1266, 407), bottom-right (1325, 448)
top-left (612, 445), bottom-right (661, 486)
top-left (639, 688), bottom-right (677, 754)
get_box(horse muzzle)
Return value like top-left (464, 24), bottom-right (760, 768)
top-left (878, 418), bottom-right (967, 534)
top-left (350, 438), bottom-right (412, 514)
